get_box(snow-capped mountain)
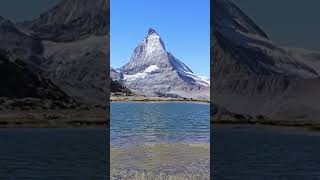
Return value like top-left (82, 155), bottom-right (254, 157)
top-left (214, 0), bottom-right (320, 120)
top-left (113, 28), bottom-right (209, 99)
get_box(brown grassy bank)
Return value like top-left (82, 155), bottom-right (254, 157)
top-left (211, 117), bottom-right (320, 132)
top-left (111, 96), bottom-right (209, 103)
top-left (0, 108), bottom-right (108, 128)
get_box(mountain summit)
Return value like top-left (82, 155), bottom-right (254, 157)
top-left (148, 28), bottom-right (158, 35)
top-left (113, 28), bottom-right (209, 99)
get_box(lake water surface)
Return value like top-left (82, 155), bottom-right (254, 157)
top-left (213, 126), bottom-right (320, 179)
top-left (0, 106), bottom-right (318, 179)
top-left (0, 128), bottom-right (108, 179)
top-left (110, 102), bottom-right (210, 179)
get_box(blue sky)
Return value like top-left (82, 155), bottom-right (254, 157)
top-left (111, 0), bottom-right (210, 76)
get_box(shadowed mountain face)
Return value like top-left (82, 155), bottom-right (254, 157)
top-left (215, 0), bottom-right (318, 79)
top-left (0, 49), bottom-right (77, 110)
top-left (110, 80), bottom-right (131, 94)
top-left (112, 28), bottom-right (209, 99)
top-left (0, 51), bottom-right (68, 100)
top-left (41, 35), bottom-right (108, 106)
top-left (28, 0), bottom-right (109, 106)
top-left (0, 17), bottom-right (43, 64)
top-left (0, 16), bottom-right (72, 107)
top-left (0, 0), bottom-right (109, 108)
top-left (23, 0), bottom-right (108, 42)
top-left (213, 0), bottom-right (320, 120)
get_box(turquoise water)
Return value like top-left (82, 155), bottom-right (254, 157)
top-left (110, 102), bottom-right (210, 147)
top-left (213, 127), bottom-right (320, 179)
top-left (110, 102), bottom-right (210, 179)
top-left (0, 128), bottom-right (108, 179)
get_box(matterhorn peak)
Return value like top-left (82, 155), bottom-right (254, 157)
top-left (117, 28), bottom-right (209, 99)
top-left (148, 28), bottom-right (158, 35)
top-left (144, 28), bottom-right (166, 53)
top-left (146, 28), bottom-right (161, 39)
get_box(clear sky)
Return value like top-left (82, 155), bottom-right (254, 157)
top-left (230, 0), bottom-right (320, 50)
top-left (0, 0), bottom-right (61, 22)
top-left (111, 0), bottom-right (210, 77)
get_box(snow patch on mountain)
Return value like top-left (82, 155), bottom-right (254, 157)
top-left (123, 65), bottom-right (159, 81)
top-left (198, 76), bottom-right (210, 85)
top-left (177, 69), bottom-right (210, 86)
top-left (144, 65), bottom-right (159, 73)
top-left (123, 72), bottom-right (147, 81)
top-left (145, 33), bottom-right (165, 55)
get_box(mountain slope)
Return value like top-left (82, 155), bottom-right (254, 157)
top-left (0, 50), bottom-right (75, 110)
top-left (110, 67), bottom-right (123, 81)
top-left (110, 79), bottom-right (132, 94)
top-left (22, 0), bottom-right (108, 42)
top-left (42, 35), bottom-right (108, 106)
top-left (215, 0), bottom-right (318, 80)
top-left (0, 16), bottom-right (73, 108)
top-left (116, 28), bottom-right (209, 99)
top-left (213, 0), bottom-right (320, 120)
top-left (22, 0), bottom-right (110, 106)
top-left (0, 50), bottom-right (66, 99)
top-left (0, 16), bottom-right (44, 65)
